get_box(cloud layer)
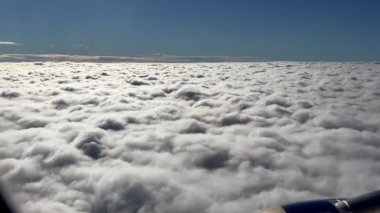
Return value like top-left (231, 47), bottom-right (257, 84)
top-left (0, 62), bottom-right (379, 213)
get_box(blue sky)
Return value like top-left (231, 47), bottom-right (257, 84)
top-left (0, 0), bottom-right (379, 61)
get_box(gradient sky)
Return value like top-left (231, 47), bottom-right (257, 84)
top-left (0, 0), bottom-right (380, 61)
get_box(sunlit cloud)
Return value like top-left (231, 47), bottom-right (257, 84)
top-left (0, 41), bottom-right (23, 46)
top-left (0, 62), bottom-right (379, 213)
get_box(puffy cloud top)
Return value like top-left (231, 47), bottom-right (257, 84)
top-left (0, 62), bottom-right (379, 213)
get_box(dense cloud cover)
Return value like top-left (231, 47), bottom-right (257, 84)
top-left (0, 62), bottom-right (380, 213)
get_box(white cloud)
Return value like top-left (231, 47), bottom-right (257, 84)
top-left (0, 41), bottom-right (23, 45)
top-left (0, 62), bottom-right (379, 213)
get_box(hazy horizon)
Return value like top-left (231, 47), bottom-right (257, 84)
top-left (1, 53), bottom-right (380, 63)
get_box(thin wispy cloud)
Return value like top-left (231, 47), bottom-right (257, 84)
top-left (0, 41), bottom-right (23, 46)
top-left (71, 44), bottom-right (86, 47)
top-left (70, 44), bottom-right (88, 49)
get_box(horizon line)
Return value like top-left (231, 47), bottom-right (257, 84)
top-left (0, 53), bottom-right (259, 63)
top-left (0, 54), bottom-right (378, 63)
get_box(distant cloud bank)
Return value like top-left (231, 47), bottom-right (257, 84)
top-left (0, 54), bottom-right (257, 63)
